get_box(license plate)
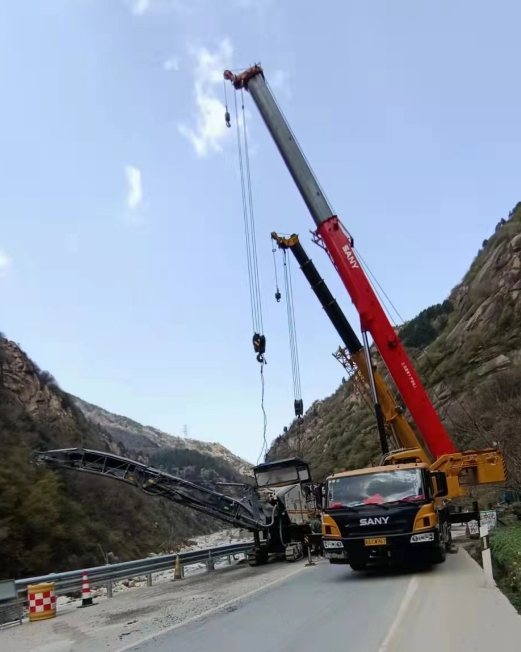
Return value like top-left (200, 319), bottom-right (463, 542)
top-left (364, 537), bottom-right (387, 546)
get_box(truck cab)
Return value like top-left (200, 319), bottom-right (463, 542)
top-left (321, 463), bottom-right (450, 569)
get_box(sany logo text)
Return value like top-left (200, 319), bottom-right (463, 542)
top-left (360, 516), bottom-right (389, 526)
top-left (341, 244), bottom-right (360, 269)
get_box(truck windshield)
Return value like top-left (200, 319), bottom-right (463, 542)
top-left (327, 469), bottom-right (425, 508)
top-left (255, 467), bottom-right (299, 487)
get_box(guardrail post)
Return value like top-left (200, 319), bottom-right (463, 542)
top-left (207, 551), bottom-right (215, 573)
top-left (227, 554), bottom-right (232, 565)
top-left (146, 573), bottom-right (152, 587)
top-left (480, 524), bottom-right (495, 588)
top-left (106, 580), bottom-right (113, 599)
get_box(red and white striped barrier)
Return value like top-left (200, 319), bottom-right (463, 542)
top-left (28, 582), bottom-right (56, 622)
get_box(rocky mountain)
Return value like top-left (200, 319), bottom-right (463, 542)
top-left (267, 202), bottom-right (521, 485)
top-left (0, 338), bottom-right (250, 580)
top-left (72, 396), bottom-right (253, 479)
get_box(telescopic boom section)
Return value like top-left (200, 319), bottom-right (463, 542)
top-left (225, 65), bottom-right (456, 458)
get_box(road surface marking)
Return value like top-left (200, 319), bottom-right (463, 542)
top-left (113, 563), bottom-right (311, 652)
top-left (377, 575), bottom-right (419, 652)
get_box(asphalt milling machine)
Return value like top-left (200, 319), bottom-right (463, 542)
top-left (37, 448), bottom-right (322, 566)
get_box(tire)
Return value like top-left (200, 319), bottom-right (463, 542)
top-left (349, 560), bottom-right (368, 571)
top-left (432, 543), bottom-right (447, 565)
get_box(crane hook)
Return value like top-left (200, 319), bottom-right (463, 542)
top-left (225, 110), bottom-right (231, 128)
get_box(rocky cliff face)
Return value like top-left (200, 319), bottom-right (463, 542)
top-left (0, 337), bottom-right (247, 580)
top-left (267, 202), bottom-right (521, 483)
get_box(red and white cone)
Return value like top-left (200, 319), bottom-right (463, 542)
top-left (77, 571), bottom-right (96, 608)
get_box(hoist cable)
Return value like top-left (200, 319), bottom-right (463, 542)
top-left (281, 250), bottom-right (304, 458)
top-left (241, 89), bottom-right (263, 333)
top-left (257, 364), bottom-right (268, 464)
top-left (282, 252), bottom-right (298, 398)
top-left (233, 91), bottom-right (257, 333)
top-left (283, 252), bottom-right (302, 400)
top-left (271, 246), bottom-right (281, 300)
top-left (230, 84), bottom-right (267, 465)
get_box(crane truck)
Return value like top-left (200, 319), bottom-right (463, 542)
top-left (225, 65), bottom-right (506, 570)
top-left (37, 448), bottom-right (320, 566)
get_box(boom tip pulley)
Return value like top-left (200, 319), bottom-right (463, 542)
top-left (223, 65), bottom-right (264, 91)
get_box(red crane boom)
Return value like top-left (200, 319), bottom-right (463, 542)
top-left (224, 65), bottom-right (456, 459)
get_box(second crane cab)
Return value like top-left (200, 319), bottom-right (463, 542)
top-left (319, 463), bottom-right (450, 570)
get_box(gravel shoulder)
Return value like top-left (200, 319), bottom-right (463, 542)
top-left (1, 558), bottom-right (309, 652)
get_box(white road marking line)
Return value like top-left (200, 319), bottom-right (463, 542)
top-left (377, 575), bottom-right (420, 652)
top-left (113, 563), bottom-right (311, 652)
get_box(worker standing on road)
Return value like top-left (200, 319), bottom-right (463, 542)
top-left (310, 512), bottom-right (323, 557)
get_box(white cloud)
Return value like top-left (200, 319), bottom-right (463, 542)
top-left (125, 165), bottom-right (143, 211)
top-left (0, 250), bottom-right (11, 277)
top-left (163, 56), bottom-right (180, 72)
top-left (121, 165), bottom-right (145, 225)
top-left (125, 0), bottom-right (192, 16)
top-left (178, 39), bottom-right (234, 158)
top-left (128, 0), bottom-right (150, 15)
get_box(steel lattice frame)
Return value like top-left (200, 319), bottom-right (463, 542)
top-left (37, 448), bottom-right (263, 530)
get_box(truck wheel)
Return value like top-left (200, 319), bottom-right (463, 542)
top-left (349, 560), bottom-right (367, 571)
top-left (432, 544), bottom-right (447, 564)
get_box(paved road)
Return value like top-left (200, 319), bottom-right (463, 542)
top-left (4, 548), bottom-right (521, 652)
top-left (126, 554), bottom-right (521, 652)
top-left (125, 561), bottom-right (417, 652)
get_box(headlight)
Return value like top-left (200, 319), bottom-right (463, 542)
top-left (410, 532), bottom-right (434, 543)
top-left (323, 540), bottom-right (344, 549)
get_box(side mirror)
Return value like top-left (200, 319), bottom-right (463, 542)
top-left (432, 471), bottom-right (448, 498)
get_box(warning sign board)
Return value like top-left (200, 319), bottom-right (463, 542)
top-left (468, 510), bottom-right (497, 535)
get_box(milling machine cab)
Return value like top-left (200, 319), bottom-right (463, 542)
top-left (249, 457), bottom-right (319, 564)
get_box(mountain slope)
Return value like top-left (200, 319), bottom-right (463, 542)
top-left (72, 396), bottom-right (252, 480)
top-left (267, 202), bottom-right (521, 484)
top-left (0, 339), bottom-right (247, 580)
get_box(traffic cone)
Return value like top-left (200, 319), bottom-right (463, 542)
top-left (77, 571), bottom-right (96, 608)
top-left (174, 554), bottom-right (183, 580)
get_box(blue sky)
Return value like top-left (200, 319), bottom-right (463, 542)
top-left (1, 1), bottom-right (520, 464)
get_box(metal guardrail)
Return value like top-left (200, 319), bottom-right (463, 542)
top-left (11, 542), bottom-right (254, 605)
